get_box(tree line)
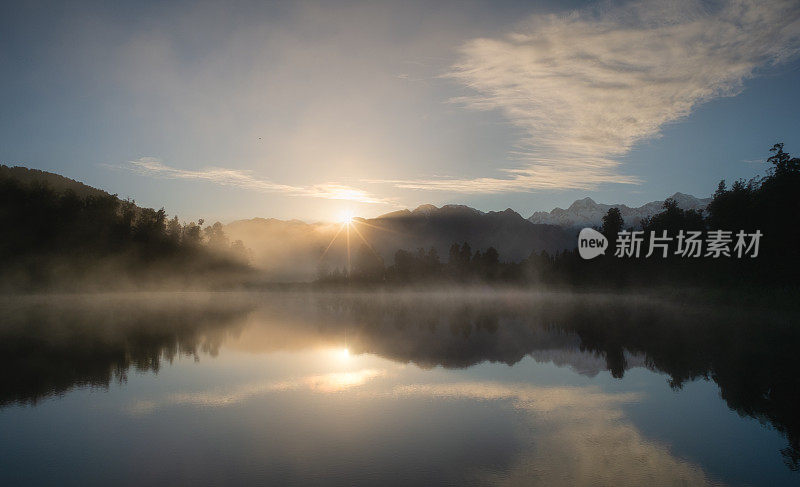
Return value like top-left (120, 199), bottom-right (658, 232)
top-left (0, 172), bottom-right (250, 290)
top-left (318, 143), bottom-right (800, 289)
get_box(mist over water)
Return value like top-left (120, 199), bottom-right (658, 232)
top-left (1, 290), bottom-right (798, 486)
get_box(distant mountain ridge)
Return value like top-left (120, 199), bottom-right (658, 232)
top-left (226, 196), bottom-right (715, 280)
top-left (0, 164), bottom-right (712, 281)
top-left (528, 192), bottom-right (711, 229)
top-left (225, 204), bottom-right (572, 280)
top-left (364, 204), bottom-right (568, 261)
top-left (379, 204), bottom-right (486, 219)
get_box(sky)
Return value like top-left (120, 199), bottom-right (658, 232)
top-left (2, 0), bottom-right (800, 223)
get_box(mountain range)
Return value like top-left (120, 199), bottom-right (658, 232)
top-left (225, 205), bottom-right (570, 280)
top-left (227, 193), bottom-right (711, 279)
top-left (527, 192), bottom-right (711, 229)
top-left (1, 164), bottom-right (710, 281)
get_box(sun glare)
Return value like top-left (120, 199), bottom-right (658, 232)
top-left (338, 211), bottom-right (355, 225)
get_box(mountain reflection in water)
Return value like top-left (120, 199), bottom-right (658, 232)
top-left (0, 291), bottom-right (798, 486)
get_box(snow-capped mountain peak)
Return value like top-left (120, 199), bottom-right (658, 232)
top-left (528, 193), bottom-right (711, 229)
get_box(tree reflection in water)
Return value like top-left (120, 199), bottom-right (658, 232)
top-left (1, 291), bottom-right (798, 470)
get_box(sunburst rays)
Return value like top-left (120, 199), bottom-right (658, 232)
top-left (318, 214), bottom-right (400, 275)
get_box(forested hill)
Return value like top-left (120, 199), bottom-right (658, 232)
top-left (4, 141), bottom-right (799, 290)
top-left (0, 165), bottom-right (250, 292)
top-left (313, 143), bottom-right (800, 289)
top-left (0, 165), bottom-right (110, 199)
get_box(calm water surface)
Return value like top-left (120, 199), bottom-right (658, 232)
top-left (0, 291), bottom-right (798, 486)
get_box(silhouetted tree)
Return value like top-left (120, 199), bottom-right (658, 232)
top-left (473, 246), bottom-right (500, 280)
top-left (767, 142), bottom-right (800, 175)
top-left (352, 243), bottom-right (384, 281)
top-left (311, 143), bottom-right (800, 289)
top-left (0, 169), bottom-right (250, 290)
top-left (641, 198), bottom-right (705, 235)
top-left (459, 242), bottom-right (472, 266)
top-left (204, 221), bottom-right (230, 251)
top-left (392, 249), bottom-right (415, 282)
top-left (601, 207), bottom-right (624, 249)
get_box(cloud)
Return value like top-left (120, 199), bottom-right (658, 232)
top-left (302, 369), bottom-right (386, 393)
top-left (127, 157), bottom-right (397, 205)
top-left (393, 382), bottom-right (722, 486)
top-left (394, 0), bottom-right (800, 192)
top-left (125, 368), bottom-right (386, 414)
top-left (392, 382), bottom-right (642, 415)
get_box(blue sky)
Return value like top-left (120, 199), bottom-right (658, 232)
top-left (2, 0), bottom-right (799, 223)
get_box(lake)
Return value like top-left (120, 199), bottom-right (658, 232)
top-left (1, 291), bottom-right (798, 486)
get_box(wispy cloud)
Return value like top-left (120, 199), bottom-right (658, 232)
top-left (393, 0), bottom-right (800, 192)
top-left (392, 382), bottom-right (642, 415)
top-left (127, 157), bottom-right (396, 205)
top-left (125, 368), bottom-right (386, 414)
top-left (392, 382), bottom-right (721, 486)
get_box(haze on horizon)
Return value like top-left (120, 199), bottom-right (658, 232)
top-left (2, 0), bottom-right (800, 223)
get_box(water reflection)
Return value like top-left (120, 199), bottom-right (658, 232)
top-left (1, 291), bottom-right (799, 485)
top-left (0, 293), bottom-right (254, 406)
top-left (393, 382), bottom-right (716, 486)
top-left (125, 367), bottom-right (389, 416)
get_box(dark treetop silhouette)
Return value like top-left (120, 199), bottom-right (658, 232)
top-left (317, 143), bottom-right (800, 290)
top-left (0, 165), bottom-right (251, 291)
top-left (2, 292), bottom-right (798, 470)
top-left (2, 142), bottom-right (799, 290)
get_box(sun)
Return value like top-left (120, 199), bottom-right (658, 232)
top-left (338, 211), bottom-right (355, 225)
